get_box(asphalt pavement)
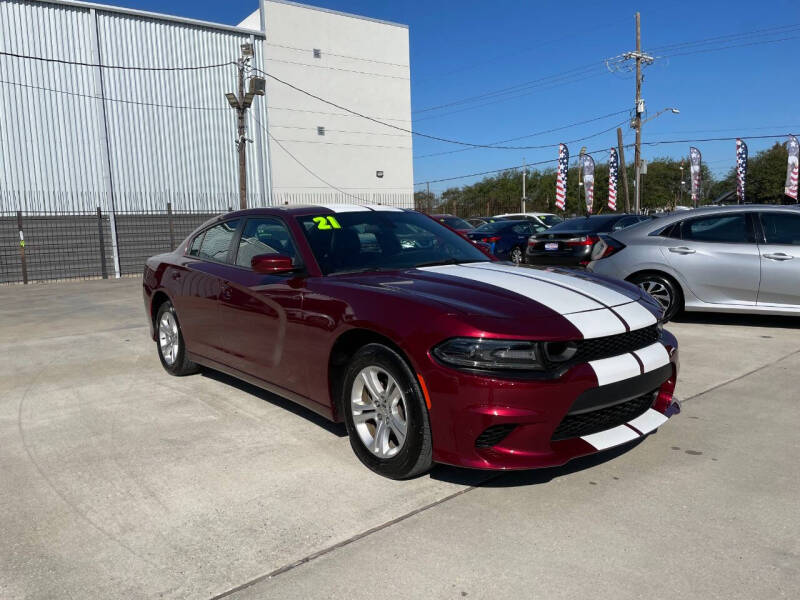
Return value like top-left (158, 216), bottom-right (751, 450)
top-left (1, 278), bottom-right (797, 599)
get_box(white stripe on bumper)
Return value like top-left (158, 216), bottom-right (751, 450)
top-left (581, 424), bottom-right (640, 450)
top-left (633, 342), bottom-right (670, 373)
top-left (627, 408), bottom-right (668, 435)
top-left (588, 353), bottom-right (641, 386)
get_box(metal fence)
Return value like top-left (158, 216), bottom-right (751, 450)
top-left (1, 206), bottom-right (218, 284)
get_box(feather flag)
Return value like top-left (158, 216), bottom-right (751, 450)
top-left (608, 147), bottom-right (619, 211)
top-left (735, 139), bottom-right (748, 203)
top-left (555, 144), bottom-right (568, 211)
top-left (581, 154), bottom-right (595, 214)
top-left (786, 135), bottom-right (799, 200)
top-left (689, 147), bottom-right (702, 204)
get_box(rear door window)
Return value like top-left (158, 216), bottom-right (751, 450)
top-left (197, 220), bottom-right (240, 262)
top-left (680, 214), bottom-right (754, 243)
top-left (759, 212), bottom-right (800, 245)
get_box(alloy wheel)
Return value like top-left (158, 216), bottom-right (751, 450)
top-left (158, 311), bottom-right (180, 366)
top-left (510, 247), bottom-right (523, 264)
top-left (638, 280), bottom-right (672, 312)
top-left (350, 366), bottom-right (408, 459)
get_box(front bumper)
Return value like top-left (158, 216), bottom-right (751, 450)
top-left (423, 331), bottom-right (679, 470)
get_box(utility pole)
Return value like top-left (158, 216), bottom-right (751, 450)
top-left (617, 127), bottom-right (630, 213)
top-left (625, 12), bottom-right (654, 214)
top-left (226, 43), bottom-right (266, 210)
top-left (521, 157), bottom-right (527, 213)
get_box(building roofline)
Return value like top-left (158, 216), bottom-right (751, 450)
top-left (264, 0), bottom-right (408, 29)
top-left (26, 0), bottom-right (265, 36)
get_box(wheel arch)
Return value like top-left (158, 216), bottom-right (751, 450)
top-left (328, 328), bottom-right (418, 423)
top-left (149, 290), bottom-right (172, 339)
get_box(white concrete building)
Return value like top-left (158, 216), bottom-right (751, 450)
top-left (0, 0), bottom-right (413, 212)
top-left (241, 1), bottom-right (414, 205)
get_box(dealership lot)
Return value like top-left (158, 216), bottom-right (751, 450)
top-left (1, 278), bottom-right (798, 599)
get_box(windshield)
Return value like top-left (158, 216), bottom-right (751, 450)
top-left (540, 214), bottom-right (563, 227)
top-left (296, 211), bottom-right (489, 275)
top-left (439, 216), bottom-right (473, 230)
top-left (474, 221), bottom-right (513, 233)
top-left (547, 216), bottom-right (620, 233)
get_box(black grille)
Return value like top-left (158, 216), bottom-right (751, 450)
top-left (551, 391), bottom-right (656, 441)
top-left (543, 324), bottom-right (660, 370)
top-left (475, 424), bottom-right (517, 448)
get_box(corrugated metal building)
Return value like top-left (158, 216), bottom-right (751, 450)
top-left (0, 0), bottom-right (413, 212)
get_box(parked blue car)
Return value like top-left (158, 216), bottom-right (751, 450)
top-left (466, 219), bottom-right (546, 263)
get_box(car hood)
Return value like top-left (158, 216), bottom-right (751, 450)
top-left (329, 262), bottom-right (658, 338)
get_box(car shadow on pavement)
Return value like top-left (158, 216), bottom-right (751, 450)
top-left (199, 368), bottom-right (348, 438)
top-left (429, 438), bottom-right (646, 488)
top-left (671, 312), bottom-right (800, 329)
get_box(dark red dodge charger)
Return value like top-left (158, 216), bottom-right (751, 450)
top-left (143, 204), bottom-right (680, 479)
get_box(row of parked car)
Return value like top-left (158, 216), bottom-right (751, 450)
top-left (434, 205), bottom-right (800, 320)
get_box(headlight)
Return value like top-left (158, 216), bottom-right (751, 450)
top-left (432, 337), bottom-right (545, 371)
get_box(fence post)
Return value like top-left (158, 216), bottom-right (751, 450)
top-left (16, 211), bottom-right (28, 284)
top-left (97, 207), bottom-right (108, 279)
top-left (166, 202), bottom-right (175, 249)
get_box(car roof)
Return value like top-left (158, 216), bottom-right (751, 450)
top-left (214, 203), bottom-right (413, 221)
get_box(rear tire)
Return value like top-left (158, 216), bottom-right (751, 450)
top-left (342, 343), bottom-right (433, 479)
top-left (629, 273), bottom-right (683, 322)
top-left (509, 246), bottom-right (523, 265)
top-left (155, 301), bottom-right (199, 376)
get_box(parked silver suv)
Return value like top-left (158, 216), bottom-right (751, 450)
top-left (587, 205), bottom-right (800, 320)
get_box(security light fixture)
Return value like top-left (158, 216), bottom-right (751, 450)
top-left (248, 77), bottom-right (266, 96)
top-left (224, 93), bottom-right (239, 109)
top-left (241, 43), bottom-right (254, 57)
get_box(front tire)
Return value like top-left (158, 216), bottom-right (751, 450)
top-left (629, 273), bottom-right (683, 322)
top-left (342, 344), bottom-right (433, 479)
top-left (155, 301), bottom-right (199, 376)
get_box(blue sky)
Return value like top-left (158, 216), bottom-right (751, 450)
top-left (104, 0), bottom-right (799, 193)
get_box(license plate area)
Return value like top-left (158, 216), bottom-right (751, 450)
top-left (544, 242), bottom-right (559, 251)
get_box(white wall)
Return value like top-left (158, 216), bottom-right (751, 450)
top-left (240, 0), bottom-right (414, 206)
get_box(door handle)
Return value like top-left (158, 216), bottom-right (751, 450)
top-left (668, 246), bottom-right (696, 255)
top-left (763, 252), bottom-right (794, 261)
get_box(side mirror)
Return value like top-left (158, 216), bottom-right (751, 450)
top-left (251, 254), bottom-right (294, 274)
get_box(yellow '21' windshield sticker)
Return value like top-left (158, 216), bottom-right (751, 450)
top-left (313, 216), bottom-right (342, 230)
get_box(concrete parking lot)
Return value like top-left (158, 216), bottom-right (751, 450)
top-left (1, 278), bottom-right (798, 599)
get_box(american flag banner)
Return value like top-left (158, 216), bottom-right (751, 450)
top-left (608, 147), bottom-right (619, 211)
top-left (786, 135), bottom-right (799, 200)
top-left (581, 154), bottom-right (595, 214)
top-left (555, 143), bottom-right (569, 211)
top-left (736, 139), bottom-right (748, 203)
top-left (690, 147), bottom-right (702, 203)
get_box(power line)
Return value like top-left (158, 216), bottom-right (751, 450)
top-left (0, 78), bottom-right (227, 111)
top-left (415, 111), bottom-right (630, 159)
top-left (267, 57), bottom-right (410, 80)
top-left (0, 50), bottom-right (233, 71)
top-left (649, 22), bottom-right (800, 53)
top-left (272, 138), bottom-right (412, 150)
top-left (268, 105), bottom-right (411, 122)
top-left (658, 34), bottom-right (800, 59)
top-left (253, 115), bottom-right (364, 201)
top-left (412, 62), bottom-right (603, 114)
top-left (270, 124), bottom-right (410, 137)
top-left (255, 67), bottom-right (612, 150)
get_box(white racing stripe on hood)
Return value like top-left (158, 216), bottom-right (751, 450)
top-left (468, 262), bottom-right (633, 307)
top-left (565, 310), bottom-right (628, 339)
top-left (418, 264), bottom-right (605, 314)
top-left (613, 300), bottom-right (658, 330)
